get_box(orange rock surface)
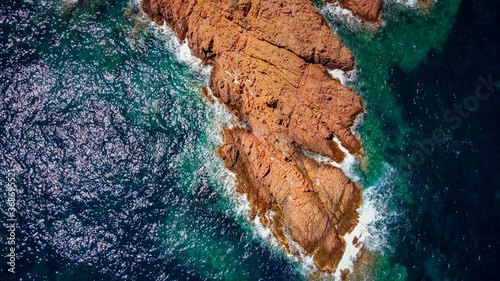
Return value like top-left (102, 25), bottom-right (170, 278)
top-left (325, 0), bottom-right (383, 22)
top-left (142, 0), bottom-right (368, 272)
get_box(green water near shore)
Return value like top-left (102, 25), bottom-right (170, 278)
top-left (318, 0), bottom-right (463, 280)
top-left (320, 0), bottom-right (500, 280)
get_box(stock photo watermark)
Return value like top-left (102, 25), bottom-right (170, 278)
top-left (5, 169), bottom-right (17, 274)
top-left (397, 74), bottom-right (499, 171)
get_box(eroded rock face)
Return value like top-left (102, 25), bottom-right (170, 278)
top-left (418, 0), bottom-right (433, 12)
top-left (142, 0), bottom-right (365, 272)
top-left (219, 127), bottom-right (361, 270)
top-left (325, 0), bottom-right (383, 22)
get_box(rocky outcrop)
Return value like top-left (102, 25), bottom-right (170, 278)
top-left (142, 0), bottom-right (365, 273)
top-left (324, 0), bottom-right (383, 22)
top-left (219, 127), bottom-right (361, 271)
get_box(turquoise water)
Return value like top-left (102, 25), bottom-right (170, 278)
top-left (1, 0), bottom-right (500, 280)
top-left (319, 0), bottom-right (500, 280)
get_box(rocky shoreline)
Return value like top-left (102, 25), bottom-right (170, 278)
top-left (141, 0), bottom-right (382, 275)
top-left (325, 0), bottom-right (383, 22)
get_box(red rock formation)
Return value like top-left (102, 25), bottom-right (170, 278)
top-left (325, 0), bottom-right (383, 22)
top-left (142, 0), bottom-right (367, 273)
top-left (219, 127), bottom-right (361, 270)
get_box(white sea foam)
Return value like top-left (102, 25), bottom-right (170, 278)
top-left (329, 69), bottom-right (358, 87)
top-left (141, 18), bottom-right (212, 80)
top-left (301, 153), bottom-right (398, 280)
top-left (390, 0), bottom-right (437, 9)
top-left (351, 113), bottom-right (365, 139)
top-left (319, 2), bottom-right (363, 27)
top-left (199, 90), bottom-right (319, 271)
top-left (333, 163), bottom-right (397, 279)
top-left (361, 167), bottom-right (399, 252)
top-left (139, 7), bottom-right (270, 250)
top-left (320, 0), bottom-right (437, 33)
top-left (392, 0), bottom-right (419, 8)
top-left (318, 2), bottom-right (379, 32)
top-left (333, 135), bottom-right (362, 183)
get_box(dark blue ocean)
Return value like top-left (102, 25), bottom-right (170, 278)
top-left (1, 0), bottom-right (499, 280)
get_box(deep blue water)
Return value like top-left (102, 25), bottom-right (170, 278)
top-left (388, 1), bottom-right (500, 279)
top-left (0, 0), bottom-right (499, 280)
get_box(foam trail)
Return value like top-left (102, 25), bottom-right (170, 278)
top-left (142, 19), bottom-right (212, 80)
top-left (176, 39), bottom-right (212, 79)
top-left (320, 1), bottom-right (362, 27)
top-left (329, 69), bottom-right (357, 86)
top-left (318, 2), bottom-right (379, 31)
top-left (390, 0), bottom-right (438, 9)
top-left (333, 135), bottom-right (362, 183)
top-left (334, 164), bottom-right (396, 279)
top-left (333, 187), bottom-right (378, 279)
top-left (141, 10), bottom-right (282, 252)
top-left (140, 6), bottom-right (256, 228)
top-left (302, 135), bottom-right (361, 185)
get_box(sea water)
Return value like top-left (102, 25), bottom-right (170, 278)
top-left (1, 0), bottom-right (499, 280)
